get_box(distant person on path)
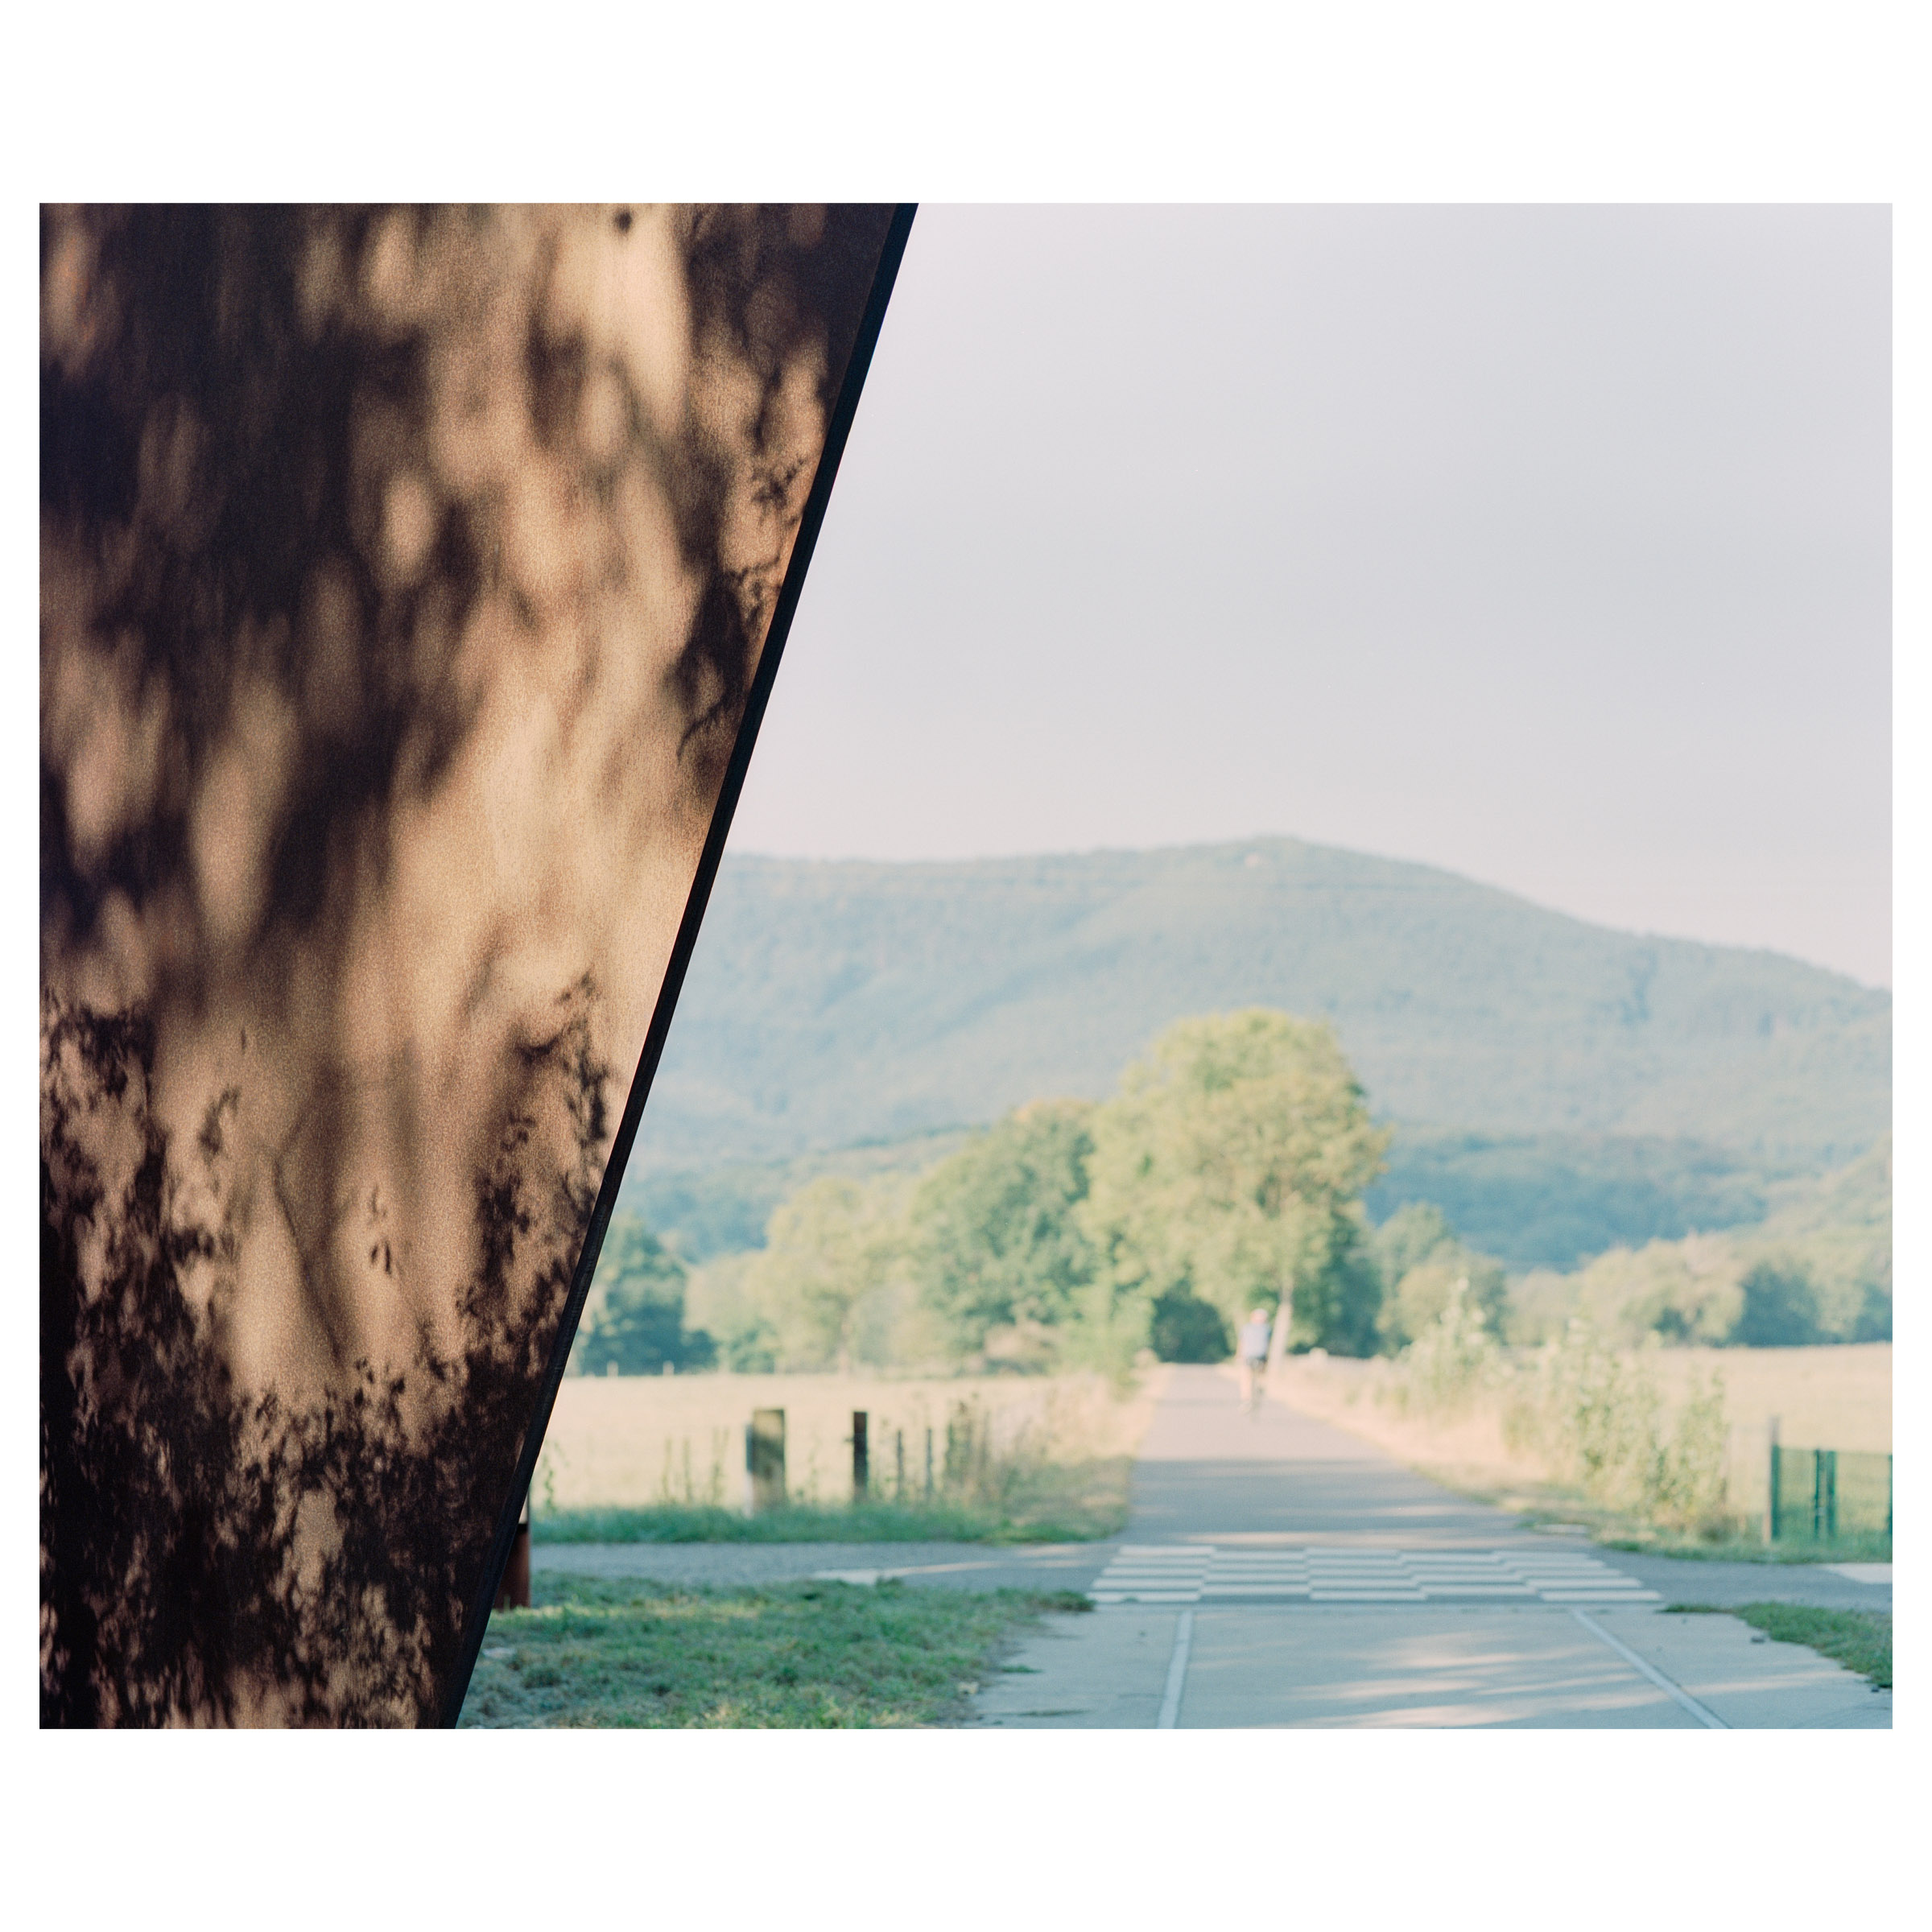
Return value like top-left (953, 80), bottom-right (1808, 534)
top-left (1237, 1307), bottom-right (1273, 1409)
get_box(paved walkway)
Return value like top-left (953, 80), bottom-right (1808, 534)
top-left (1087, 1542), bottom-right (1662, 1604)
top-left (969, 1365), bottom-right (1891, 1729)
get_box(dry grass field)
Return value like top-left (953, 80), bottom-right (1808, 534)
top-left (1271, 1355), bottom-right (1538, 1498)
top-left (535, 1369), bottom-right (1160, 1514)
top-left (1274, 1343), bottom-right (1890, 1523)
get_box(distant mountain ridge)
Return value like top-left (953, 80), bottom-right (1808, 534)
top-left (633, 840), bottom-right (1889, 1189)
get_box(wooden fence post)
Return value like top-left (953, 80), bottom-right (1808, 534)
top-left (1765, 1416), bottom-right (1781, 1544)
top-left (852, 1410), bottom-right (869, 1501)
top-left (749, 1408), bottom-right (786, 1514)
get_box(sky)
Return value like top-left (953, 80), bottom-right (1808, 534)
top-left (728, 206), bottom-right (1893, 989)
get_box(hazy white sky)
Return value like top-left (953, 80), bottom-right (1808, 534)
top-left (732, 206), bottom-right (1892, 987)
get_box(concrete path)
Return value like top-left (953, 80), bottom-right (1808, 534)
top-left (531, 1531), bottom-right (1889, 1609)
top-left (970, 1365), bottom-right (1890, 1729)
top-left (1568, 1549), bottom-right (1893, 1612)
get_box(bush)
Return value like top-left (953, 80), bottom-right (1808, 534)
top-left (571, 1216), bottom-right (716, 1374)
top-left (1504, 1323), bottom-right (1731, 1534)
top-left (1150, 1286), bottom-right (1232, 1362)
top-left (1652, 1377), bottom-right (1729, 1533)
top-left (1393, 1275), bottom-right (1500, 1418)
top-left (1372, 1297), bottom-right (1737, 1538)
top-left (1731, 1261), bottom-right (1823, 1347)
top-left (1371, 1203), bottom-right (1508, 1352)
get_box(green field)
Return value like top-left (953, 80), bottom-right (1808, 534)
top-left (458, 1575), bottom-right (1091, 1727)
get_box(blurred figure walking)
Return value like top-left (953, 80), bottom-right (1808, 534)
top-left (1236, 1307), bottom-right (1273, 1411)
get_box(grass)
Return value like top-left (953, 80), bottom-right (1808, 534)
top-left (456, 1573), bottom-right (1092, 1727)
top-left (1483, 1479), bottom-right (1892, 1564)
top-left (1443, 1481), bottom-right (1891, 1566)
top-left (532, 1455), bottom-right (1131, 1545)
top-left (1484, 1482), bottom-right (1892, 1563)
top-left (1664, 1602), bottom-right (1892, 1690)
top-left (1597, 1528), bottom-right (1892, 1564)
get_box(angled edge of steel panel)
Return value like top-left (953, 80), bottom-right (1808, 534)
top-left (440, 203), bottom-right (919, 1725)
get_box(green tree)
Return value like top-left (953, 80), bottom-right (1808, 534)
top-left (1731, 1259), bottom-right (1823, 1348)
top-left (572, 1216), bottom-right (715, 1374)
top-left (1298, 1212), bottom-right (1388, 1357)
top-left (1849, 1280), bottom-right (1893, 1343)
top-left (1081, 1009), bottom-right (1390, 1355)
top-left (683, 1251), bottom-right (779, 1371)
top-left (741, 1174), bottom-right (912, 1370)
top-left (1371, 1203), bottom-right (1457, 1292)
top-left (1148, 1286), bottom-right (1233, 1362)
top-left (906, 1100), bottom-right (1098, 1359)
top-left (1370, 1201), bottom-right (1508, 1352)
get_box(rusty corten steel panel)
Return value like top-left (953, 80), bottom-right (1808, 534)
top-left (40, 203), bottom-right (910, 1725)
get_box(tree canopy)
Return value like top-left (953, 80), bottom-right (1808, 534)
top-left (906, 1100), bottom-right (1098, 1356)
top-left (1080, 1009), bottom-right (1390, 1352)
top-left (1371, 1201), bottom-right (1509, 1350)
top-left (740, 1174), bottom-right (913, 1370)
top-left (572, 1216), bottom-right (713, 1374)
top-left (573, 1003), bottom-right (1889, 1379)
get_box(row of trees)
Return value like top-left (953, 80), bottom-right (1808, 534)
top-left (580, 1009), bottom-right (1405, 1374)
top-left (570, 1005), bottom-right (1889, 1377)
top-left (1507, 1235), bottom-right (1890, 1350)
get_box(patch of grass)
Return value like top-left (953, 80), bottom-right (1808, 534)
top-left (457, 1575), bottom-right (1092, 1728)
top-left (532, 1456), bottom-right (1131, 1545)
top-left (1599, 1528), bottom-right (1892, 1565)
top-left (1662, 1602), bottom-right (1891, 1690)
top-left (1385, 1468), bottom-right (1891, 1565)
top-left (532, 1501), bottom-right (999, 1543)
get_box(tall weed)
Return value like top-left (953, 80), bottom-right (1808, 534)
top-left (1393, 1275), bottom-right (1501, 1419)
top-left (1386, 1304), bottom-right (1733, 1537)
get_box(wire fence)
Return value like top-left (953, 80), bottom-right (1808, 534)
top-left (1769, 1444), bottom-right (1892, 1544)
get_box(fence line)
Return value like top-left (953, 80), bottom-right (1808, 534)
top-left (1767, 1435), bottom-right (1891, 1543)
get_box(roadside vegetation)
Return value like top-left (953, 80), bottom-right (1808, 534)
top-left (533, 1475), bottom-right (1129, 1546)
top-left (552, 1004), bottom-right (1886, 1556)
top-left (1665, 1603), bottom-right (1892, 1690)
top-left (457, 1575), bottom-right (1091, 1728)
top-left (1278, 1319), bottom-right (1891, 1557)
top-left (535, 1372), bottom-right (1147, 1541)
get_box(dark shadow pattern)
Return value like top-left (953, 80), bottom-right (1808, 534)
top-left (41, 204), bottom-right (898, 1724)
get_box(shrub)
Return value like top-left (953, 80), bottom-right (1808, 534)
top-left (1731, 1260), bottom-right (1823, 1348)
top-left (1392, 1275), bottom-right (1501, 1419)
top-left (1150, 1286), bottom-right (1232, 1362)
top-left (1502, 1322), bottom-right (1731, 1534)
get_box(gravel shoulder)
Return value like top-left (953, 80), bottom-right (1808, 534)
top-left (533, 1538), bottom-right (1118, 1591)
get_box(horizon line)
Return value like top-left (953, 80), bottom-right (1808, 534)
top-left (720, 833), bottom-right (1891, 995)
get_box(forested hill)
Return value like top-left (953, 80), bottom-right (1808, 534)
top-left (634, 839), bottom-right (1889, 1179)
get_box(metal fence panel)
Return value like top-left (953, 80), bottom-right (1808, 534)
top-left (1770, 1446), bottom-right (1891, 1542)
